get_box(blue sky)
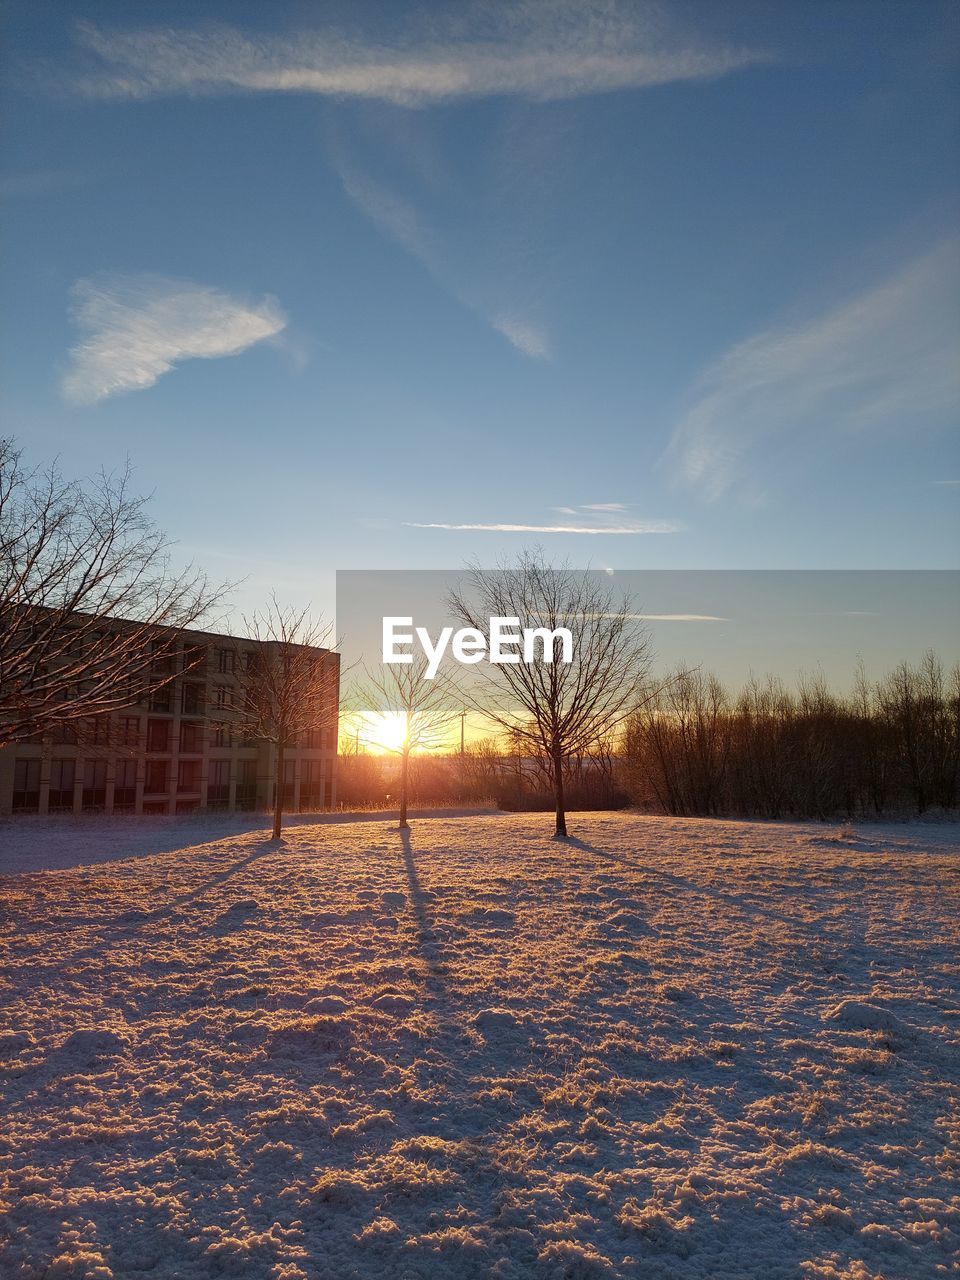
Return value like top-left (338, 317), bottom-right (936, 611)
top-left (2, 0), bottom-right (958, 622)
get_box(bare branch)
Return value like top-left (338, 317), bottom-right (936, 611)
top-left (0, 439), bottom-right (231, 749)
top-left (448, 549), bottom-right (654, 837)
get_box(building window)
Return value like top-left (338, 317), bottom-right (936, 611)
top-left (114, 759), bottom-right (137, 810)
top-left (213, 684), bottom-right (231, 711)
top-left (177, 760), bottom-right (201, 794)
top-left (211, 722), bottom-right (231, 748)
top-left (150, 648), bottom-right (176, 676)
top-left (216, 648), bottom-right (235, 675)
top-left (182, 644), bottom-right (207, 674)
top-left (85, 716), bottom-right (110, 745)
top-left (82, 760), bottom-right (108, 810)
top-left (274, 757), bottom-right (295, 806)
top-left (48, 759), bottom-right (76, 810)
top-left (181, 683), bottom-right (203, 716)
top-left (13, 759), bottom-right (41, 813)
top-left (144, 760), bottom-right (168, 794)
top-left (179, 720), bottom-right (203, 753)
top-left (146, 719), bottom-right (170, 753)
top-left (124, 673), bottom-right (146, 705)
top-left (299, 758), bottom-right (324, 810)
top-left (149, 686), bottom-right (172, 713)
top-left (119, 716), bottom-right (140, 746)
top-left (208, 759), bottom-right (230, 808)
top-left (236, 758), bottom-right (257, 810)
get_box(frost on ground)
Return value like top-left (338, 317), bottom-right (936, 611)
top-left (0, 813), bottom-right (958, 1280)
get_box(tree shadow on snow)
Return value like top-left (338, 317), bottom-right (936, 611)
top-left (18, 837), bottom-right (284, 984)
top-left (568, 836), bottom-right (821, 937)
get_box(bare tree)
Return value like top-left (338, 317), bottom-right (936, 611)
top-left (877, 651), bottom-right (960, 814)
top-left (354, 653), bottom-right (458, 829)
top-left (449, 550), bottom-right (654, 838)
top-left (227, 600), bottom-right (339, 839)
top-left (625, 667), bottom-right (730, 816)
top-left (0, 439), bottom-right (226, 748)
top-left (621, 654), bottom-right (960, 821)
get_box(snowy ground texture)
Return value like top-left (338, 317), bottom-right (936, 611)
top-left (1, 813), bottom-right (958, 1280)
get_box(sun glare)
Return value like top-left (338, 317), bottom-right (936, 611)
top-left (360, 711), bottom-right (409, 754)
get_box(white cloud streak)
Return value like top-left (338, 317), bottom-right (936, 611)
top-left (339, 163), bottom-right (551, 359)
top-left (404, 519), bottom-right (680, 534)
top-left (339, 168), bottom-right (437, 270)
top-left (667, 240), bottom-right (960, 499)
top-left (62, 274), bottom-right (286, 404)
top-left (70, 7), bottom-right (767, 106)
top-left (490, 316), bottom-right (551, 359)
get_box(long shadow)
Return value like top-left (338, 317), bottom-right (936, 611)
top-left (12, 837), bottom-right (283, 982)
top-left (398, 826), bottom-right (464, 1035)
top-left (566, 835), bottom-right (827, 937)
top-left (392, 826), bottom-right (539, 1262)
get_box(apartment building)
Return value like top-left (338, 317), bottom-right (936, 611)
top-left (0, 624), bottom-right (339, 818)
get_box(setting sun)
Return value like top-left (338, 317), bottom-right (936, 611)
top-left (358, 711), bottom-right (409, 754)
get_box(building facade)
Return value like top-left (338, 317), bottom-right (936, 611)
top-left (0, 625), bottom-right (339, 818)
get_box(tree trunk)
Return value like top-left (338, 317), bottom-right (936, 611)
top-left (399, 747), bottom-right (409, 829)
top-left (552, 748), bottom-right (567, 838)
top-left (273, 742), bottom-right (284, 839)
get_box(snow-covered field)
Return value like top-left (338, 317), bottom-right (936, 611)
top-left (1, 813), bottom-right (958, 1279)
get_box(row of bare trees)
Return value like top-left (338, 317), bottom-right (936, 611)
top-left (351, 552), bottom-right (653, 837)
top-left (6, 440), bottom-right (956, 837)
top-left (336, 737), bottom-right (628, 814)
top-left (3, 443), bottom-right (644, 841)
top-left (623, 655), bottom-right (960, 819)
top-left (345, 651), bottom-right (959, 823)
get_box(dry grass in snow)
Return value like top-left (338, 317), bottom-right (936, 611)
top-left (1, 812), bottom-right (959, 1279)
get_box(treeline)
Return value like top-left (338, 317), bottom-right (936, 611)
top-left (336, 740), bottom-right (628, 813)
top-left (338, 652), bottom-right (959, 821)
top-left (622, 652), bottom-right (959, 819)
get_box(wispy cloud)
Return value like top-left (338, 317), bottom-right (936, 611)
top-left (554, 610), bottom-right (726, 621)
top-left (491, 316), bottom-right (551, 360)
top-left (339, 168), bottom-right (436, 269)
top-left (629, 613), bottom-right (727, 621)
top-left (545, 502), bottom-right (644, 526)
top-left (339, 162), bottom-right (551, 358)
top-left (404, 519), bottom-right (680, 534)
top-left (666, 240), bottom-right (960, 499)
top-left (62, 274), bottom-right (286, 404)
top-left (406, 500), bottom-right (678, 533)
top-left (69, 6), bottom-right (767, 106)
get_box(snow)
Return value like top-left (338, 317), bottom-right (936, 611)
top-left (0, 807), bottom-right (496, 877)
top-left (1, 811), bottom-right (958, 1279)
